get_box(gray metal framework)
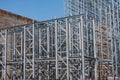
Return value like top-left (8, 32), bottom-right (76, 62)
top-left (0, 15), bottom-right (95, 80)
top-left (65, 0), bottom-right (120, 80)
top-left (0, 14), bottom-right (119, 80)
top-left (0, 0), bottom-right (119, 79)
top-left (0, 13), bottom-right (120, 80)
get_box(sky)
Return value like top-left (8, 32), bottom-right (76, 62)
top-left (0, 0), bottom-right (64, 21)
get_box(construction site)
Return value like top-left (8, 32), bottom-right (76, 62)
top-left (0, 0), bottom-right (120, 80)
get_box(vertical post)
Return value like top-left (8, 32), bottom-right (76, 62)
top-left (93, 19), bottom-right (97, 80)
top-left (69, 23), bottom-right (71, 56)
top-left (55, 20), bottom-right (58, 80)
top-left (13, 32), bottom-right (16, 80)
top-left (23, 26), bottom-right (26, 80)
top-left (39, 28), bottom-right (42, 59)
top-left (79, 16), bottom-right (82, 79)
top-left (111, 0), bottom-right (116, 78)
top-left (66, 18), bottom-right (69, 80)
top-left (114, 39), bottom-right (118, 78)
top-left (116, 2), bottom-right (119, 77)
top-left (32, 24), bottom-right (35, 79)
top-left (86, 22), bottom-right (88, 59)
top-left (39, 28), bottom-right (42, 80)
top-left (47, 27), bottom-right (50, 79)
top-left (4, 29), bottom-right (8, 80)
top-left (21, 32), bottom-right (23, 60)
top-left (99, 7), bottom-right (103, 80)
top-left (111, 38), bottom-right (114, 78)
top-left (21, 32), bottom-right (23, 80)
top-left (69, 23), bottom-right (72, 80)
top-left (80, 16), bottom-right (85, 80)
top-left (78, 16), bottom-right (82, 49)
top-left (105, 7), bottom-right (109, 60)
top-left (13, 33), bottom-right (16, 61)
top-left (109, 4), bottom-right (114, 77)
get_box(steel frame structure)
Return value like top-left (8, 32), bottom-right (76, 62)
top-left (0, 15), bottom-right (95, 80)
top-left (65, 0), bottom-right (120, 80)
top-left (0, 14), bottom-right (119, 80)
top-left (0, 0), bottom-right (119, 79)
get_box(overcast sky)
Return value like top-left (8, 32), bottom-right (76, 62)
top-left (0, 0), bottom-right (64, 21)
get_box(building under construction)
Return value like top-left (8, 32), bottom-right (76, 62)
top-left (0, 0), bottom-right (120, 80)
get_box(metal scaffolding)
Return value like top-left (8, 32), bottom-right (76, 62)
top-left (0, 0), bottom-right (119, 80)
top-left (0, 15), bottom-right (94, 80)
top-left (65, 0), bottom-right (120, 80)
top-left (0, 14), bottom-right (119, 80)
